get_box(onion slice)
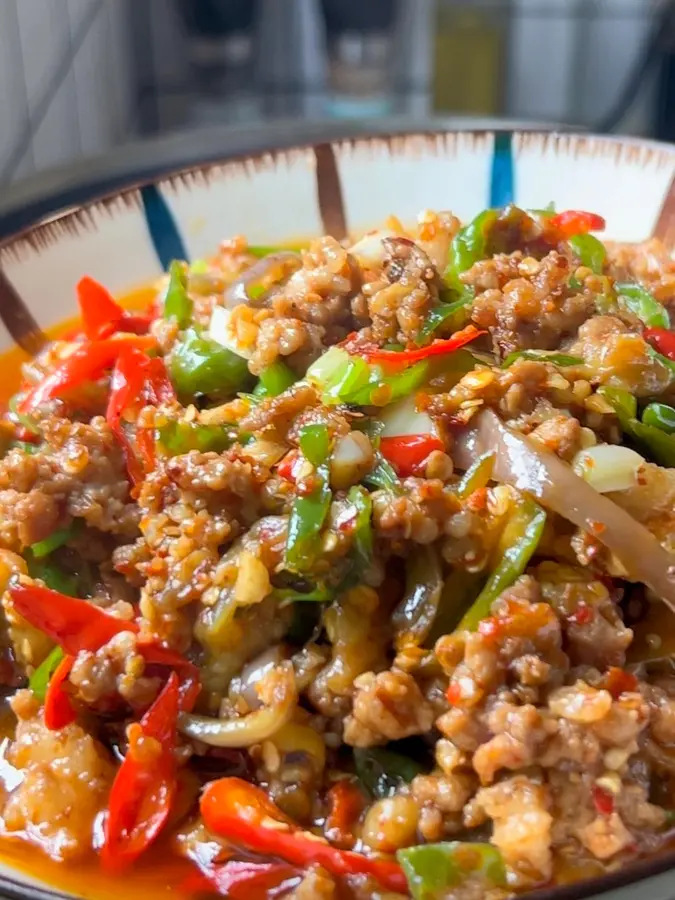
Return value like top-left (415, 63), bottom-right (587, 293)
top-left (178, 662), bottom-right (296, 747)
top-left (223, 252), bottom-right (301, 309)
top-left (453, 409), bottom-right (675, 609)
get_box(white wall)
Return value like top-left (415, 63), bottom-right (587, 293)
top-left (0, 0), bottom-right (136, 185)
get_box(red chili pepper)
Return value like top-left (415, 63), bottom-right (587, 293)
top-left (181, 862), bottom-right (299, 900)
top-left (604, 667), bottom-right (639, 699)
top-left (10, 584), bottom-right (137, 656)
top-left (277, 449), bottom-right (303, 482)
top-left (592, 784), bottom-right (615, 816)
top-left (379, 434), bottom-right (444, 477)
top-left (19, 335), bottom-right (156, 415)
top-left (43, 654), bottom-right (76, 730)
top-left (78, 277), bottom-right (153, 341)
top-left (644, 327), bottom-right (675, 362)
top-left (569, 604), bottom-right (594, 626)
top-left (325, 780), bottom-right (366, 849)
top-left (200, 778), bottom-right (407, 893)
top-left (102, 672), bottom-right (180, 869)
top-left (548, 210), bottom-right (606, 239)
top-left (356, 325), bottom-right (485, 368)
top-left (10, 585), bottom-right (200, 722)
top-left (106, 348), bottom-right (176, 485)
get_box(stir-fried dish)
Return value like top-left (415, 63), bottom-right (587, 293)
top-left (5, 206), bottom-right (675, 900)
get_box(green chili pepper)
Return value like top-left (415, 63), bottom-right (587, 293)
top-left (285, 465), bottom-right (332, 573)
top-left (642, 402), bottom-right (675, 435)
top-left (307, 346), bottom-right (429, 407)
top-left (9, 441), bottom-right (39, 455)
top-left (354, 747), bottom-right (425, 799)
top-left (426, 570), bottom-right (485, 645)
top-left (458, 497), bottom-right (546, 631)
top-left (353, 418), bottom-right (385, 448)
top-left (27, 556), bottom-right (79, 597)
top-left (615, 283), bottom-right (670, 329)
top-left (170, 328), bottom-right (252, 402)
top-left (298, 424), bottom-right (331, 467)
top-left (346, 486), bottom-right (373, 573)
top-left (455, 452), bottom-right (495, 500)
top-left (646, 343), bottom-right (675, 377)
top-left (443, 209), bottom-right (498, 295)
top-left (31, 519), bottom-right (79, 559)
top-left (9, 395), bottom-right (40, 436)
top-left (188, 259), bottom-right (210, 275)
top-left (417, 297), bottom-right (471, 343)
top-left (164, 260), bottom-right (193, 328)
top-left (253, 361), bottom-right (297, 398)
top-left (272, 584), bottom-right (333, 605)
top-left (29, 646), bottom-right (65, 700)
top-left (569, 233), bottom-right (606, 274)
top-left (247, 244), bottom-right (306, 258)
top-left (528, 202), bottom-right (556, 217)
top-left (599, 387), bottom-right (675, 467)
top-left (397, 842), bottom-right (506, 899)
top-left (502, 350), bottom-right (584, 368)
top-left (362, 455), bottom-right (402, 494)
top-left (157, 421), bottom-right (237, 455)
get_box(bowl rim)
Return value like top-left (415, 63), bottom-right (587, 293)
top-left (1, 122), bottom-right (675, 900)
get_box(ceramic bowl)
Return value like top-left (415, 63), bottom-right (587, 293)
top-left (1, 127), bottom-right (675, 900)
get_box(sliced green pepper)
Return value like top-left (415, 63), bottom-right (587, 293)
top-left (247, 244), bottom-right (306, 258)
top-left (170, 328), bottom-right (252, 402)
top-left (306, 346), bottom-right (429, 408)
top-left (443, 209), bottom-right (498, 296)
top-left (27, 556), bottom-right (79, 597)
top-left (417, 297), bottom-right (470, 343)
top-left (346, 486), bottom-right (373, 574)
top-left (426, 570), bottom-right (485, 644)
top-left (9, 441), bottom-right (39, 455)
top-left (253, 361), bottom-right (297, 398)
top-left (354, 747), bottom-right (425, 799)
top-left (164, 260), bottom-right (193, 328)
top-left (285, 465), bottom-right (332, 573)
top-left (615, 283), bottom-right (670, 329)
top-left (362, 455), bottom-right (402, 494)
top-left (397, 842), bottom-right (506, 899)
top-left (157, 420), bottom-right (237, 455)
top-left (454, 452), bottom-right (494, 500)
top-left (31, 519), bottom-right (79, 559)
top-left (642, 402), bottom-right (675, 435)
top-left (458, 497), bottom-right (546, 631)
top-left (9, 395), bottom-right (40, 436)
top-left (502, 350), bottom-right (584, 368)
top-left (29, 646), bottom-right (65, 700)
top-left (298, 424), bottom-right (330, 467)
top-left (569, 233), bottom-right (606, 274)
top-left (600, 386), bottom-right (675, 467)
top-left (272, 584), bottom-right (333, 605)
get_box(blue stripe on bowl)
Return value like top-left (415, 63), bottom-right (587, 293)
top-left (140, 184), bottom-right (188, 270)
top-left (490, 132), bottom-right (515, 208)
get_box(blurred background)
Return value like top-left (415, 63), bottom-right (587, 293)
top-left (1, 0), bottom-right (674, 190)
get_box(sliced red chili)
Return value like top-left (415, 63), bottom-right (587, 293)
top-left (604, 667), bottom-right (639, 699)
top-left (19, 335), bottom-right (156, 415)
top-left (43, 654), bottom-right (76, 730)
top-left (644, 327), bottom-right (675, 362)
top-left (182, 861), bottom-right (299, 900)
top-left (592, 784), bottom-right (615, 816)
top-left (325, 780), bottom-right (366, 849)
top-left (102, 672), bottom-right (180, 869)
top-left (78, 277), bottom-right (153, 341)
top-left (200, 777), bottom-right (407, 892)
top-left (354, 325), bottom-right (485, 368)
top-left (106, 347), bottom-right (176, 485)
top-left (548, 210), bottom-right (606, 239)
top-left (380, 434), bottom-right (444, 477)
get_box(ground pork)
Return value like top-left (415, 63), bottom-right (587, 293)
top-left (372, 478), bottom-right (463, 546)
top-left (343, 668), bottom-right (435, 747)
top-left (286, 865), bottom-right (336, 900)
top-left (365, 237), bottom-right (441, 344)
top-left (239, 382), bottom-right (319, 437)
top-left (0, 416), bottom-right (138, 552)
top-left (605, 237), bottom-right (675, 307)
top-left (469, 251), bottom-right (595, 357)
top-left (4, 691), bottom-right (114, 860)
top-left (69, 631), bottom-right (161, 710)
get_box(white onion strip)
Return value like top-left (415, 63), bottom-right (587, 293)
top-left (454, 409), bottom-right (675, 609)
